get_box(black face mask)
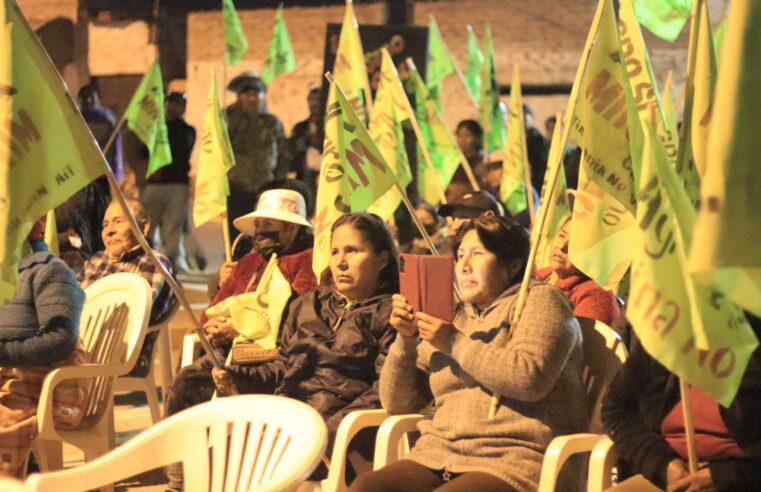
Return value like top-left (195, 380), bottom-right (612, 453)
top-left (252, 231), bottom-right (283, 259)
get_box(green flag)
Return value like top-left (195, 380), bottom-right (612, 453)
top-left (689, 0), bottom-right (761, 317)
top-left (409, 63), bottom-right (461, 205)
top-left (261, 7), bottom-right (295, 84)
top-left (193, 71), bottom-right (236, 228)
top-left (479, 25), bottom-right (505, 153)
top-left (368, 49), bottom-right (413, 221)
top-left (312, 80), bottom-right (397, 278)
top-left (630, 116), bottom-right (757, 407)
top-left (0, 1), bottom-right (106, 304)
top-left (426, 16), bottom-right (455, 113)
top-left (222, 0), bottom-right (249, 66)
top-left (633, 0), bottom-right (691, 42)
top-left (124, 60), bottom-right (172, 177)
top-left (465, 25), bottom-right (483, 103)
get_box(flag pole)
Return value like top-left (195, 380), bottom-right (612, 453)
top-left (488, 0), bottom-right (606, 419)
top-left (679, 379), bottom-right (699, 473)
top-left (221, 212), bottom-right (233, 262)
top-left (326, 71), bottom-right (462, 302)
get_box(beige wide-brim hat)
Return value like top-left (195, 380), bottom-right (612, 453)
top-left (233, 189), bottom-right (312, 235)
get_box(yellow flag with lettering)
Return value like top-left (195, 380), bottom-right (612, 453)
top-left (205, 254), bottom-right (292, 349)
top-left (534, 117), bottom-right (571, 269)
top-left (677, 0), bottom-right (716, 203)
top-left (500, 66), bottom-right (529, 216)
top-left (367, 49), bottom-right (412, 221)
top-left (193, 72), bottom-right (236, 227)
top-left (0, 2), bottom-right (106, 304)
top-left (568, 0), bottom-right (636, 290)
top-left (688, 0), bottom-right (761, 318)
top-left (631, 118), bottom-right (757, 406)
top-left (334, 0), bottom-right (372, 123)
top-left (312, 81), bottom-right (397, 279)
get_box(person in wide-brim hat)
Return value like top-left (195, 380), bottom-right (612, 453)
top-left (227, 70), bottom-right (266, 94)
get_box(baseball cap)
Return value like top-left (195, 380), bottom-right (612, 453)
top-left (438, 190), bottom-right (505, 219)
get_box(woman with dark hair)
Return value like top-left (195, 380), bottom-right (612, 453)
top-left (210, 212), bottom-right (398, 476)
top-left (351, 215), bottom-right (587, 492)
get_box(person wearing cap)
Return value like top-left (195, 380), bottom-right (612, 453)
top-left (141, 91), bottom-right (204, 272)
top-left (225, 71), bottom-right (288, 236)
top-left (438, 190), bottom-right (504, 256)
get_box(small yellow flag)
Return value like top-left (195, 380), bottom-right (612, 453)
top-left (367, 49), bottom-right (412, 221)
top-left (500, 65), bottom-right (529, 216)
top-left (193, 71), bottom-right (236, 228)
top-left (312, 80), bottom-right (397, 279)
top-left (334, 0), bottom-right (372, 122)
top-left (205, 254), bottom-right (292, 349)
top-left (0, 1), bottom-right (106, 304)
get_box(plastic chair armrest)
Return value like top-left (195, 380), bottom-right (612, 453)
top-left (588, 436), bottom-right (617, 492)
top-left (538, 433), bottom-right (607, 492)
top-left (373, 414), bottom-right (429, 470)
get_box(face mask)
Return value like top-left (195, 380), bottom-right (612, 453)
top-left (252, 231), bottom-right (283, 259)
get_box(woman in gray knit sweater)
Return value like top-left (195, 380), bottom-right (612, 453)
top-left (351, 216), bottom-right (588, 492)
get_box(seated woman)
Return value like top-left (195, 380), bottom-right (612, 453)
top-left (601, 320), bottom-right (761, 492)
top-left (0, 218), bottom-right (87, 477)
top-left (535, 218), bottom-right (621, 326)
top-left (206, 213), bottom-right (397, 476)
top-left (351, 216), bottom-right (588, 492)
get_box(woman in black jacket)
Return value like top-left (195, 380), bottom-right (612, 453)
top-left (213, 212), bottom-right (398, 445)
top-left (601, 316), bottom-right (761, 492)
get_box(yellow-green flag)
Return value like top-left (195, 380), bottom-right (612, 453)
top-left (0, 1), bottom-right (106, 304)
top-left (568, 0), bottom-right (637, 290)
top-left (689, 0), bottom-right (761, 318)
top-left (312, 80), bottom-right (397, 278)
top-left (124, 60), bottom-right (172, 177)
top-left (44, 209), bottom-right (58, 256)
top-left (631, 117), bottom-right (757, 407)
top-left (662, 72), bottom-right (679, 142)
top-left (193, 71), bottom-right (236, 227)
top-left (535, 116), bottom-right (571, 269)
top-left (464, 25), bottom-right (483, 103)
top-left (677, 0), bottom-right (716, 203)
top-left (500, 65), bottom-right (529, 216)
top-left (261, 6), bottom-right (295, 84)
top-left (206, 253), bottom-right (291, 349)
top-left (409, 63), bottom-right (461, 206)
top-left (633, 0), bottom-right (691, 42)
top-left (367, 49), bottom-right (413, 221)
top-left (426, 15), bottom-right (456, 114)
top-left (478, 25), bottom-right (505, 153)
top-left (334, 0), bottom-right (372, 122)
top-left (222, 0), bottom-right (249, 67)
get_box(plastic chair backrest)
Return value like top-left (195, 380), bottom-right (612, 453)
top-left (576, 316), bottom-right (628, 434)
top-left (78, 272), bottom-right (151, 426)
top-left (26, 395), bottom-right (328, 492)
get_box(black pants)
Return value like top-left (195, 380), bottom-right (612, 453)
top-left (349, 459), bottom-right (517, 492)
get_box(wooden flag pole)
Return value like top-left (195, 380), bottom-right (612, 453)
top-left (488, 0), bottom-right (607, 419)
top-left (679, 378), bottom-right (700, 473)
top-left (221, 212), bottom-right (233, 262)
top-left (326, 71), bottom-right (461, 303)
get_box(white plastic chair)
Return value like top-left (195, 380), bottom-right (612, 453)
top-left (536, 317), bottom-right (628, 491)
top-left (30, 272), bottom-right (152, 473)
top-left (0, 477), bottom-right (31, 491)
top-left (25, 395), bottom-right (328, 492)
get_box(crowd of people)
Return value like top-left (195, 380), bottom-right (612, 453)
top-left (0, 67), bottom-right (758, 492)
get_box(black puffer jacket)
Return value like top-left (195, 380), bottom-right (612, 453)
top-left (602, 332), bottom-right (761, 491)
top-left (227, 285), bottom-right (395, 437)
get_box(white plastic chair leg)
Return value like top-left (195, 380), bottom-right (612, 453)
top-left (180, 333), bottom-right (201, 368)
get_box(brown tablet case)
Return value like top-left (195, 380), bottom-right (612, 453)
top-left (399, 254), bottom-right (454, 322)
